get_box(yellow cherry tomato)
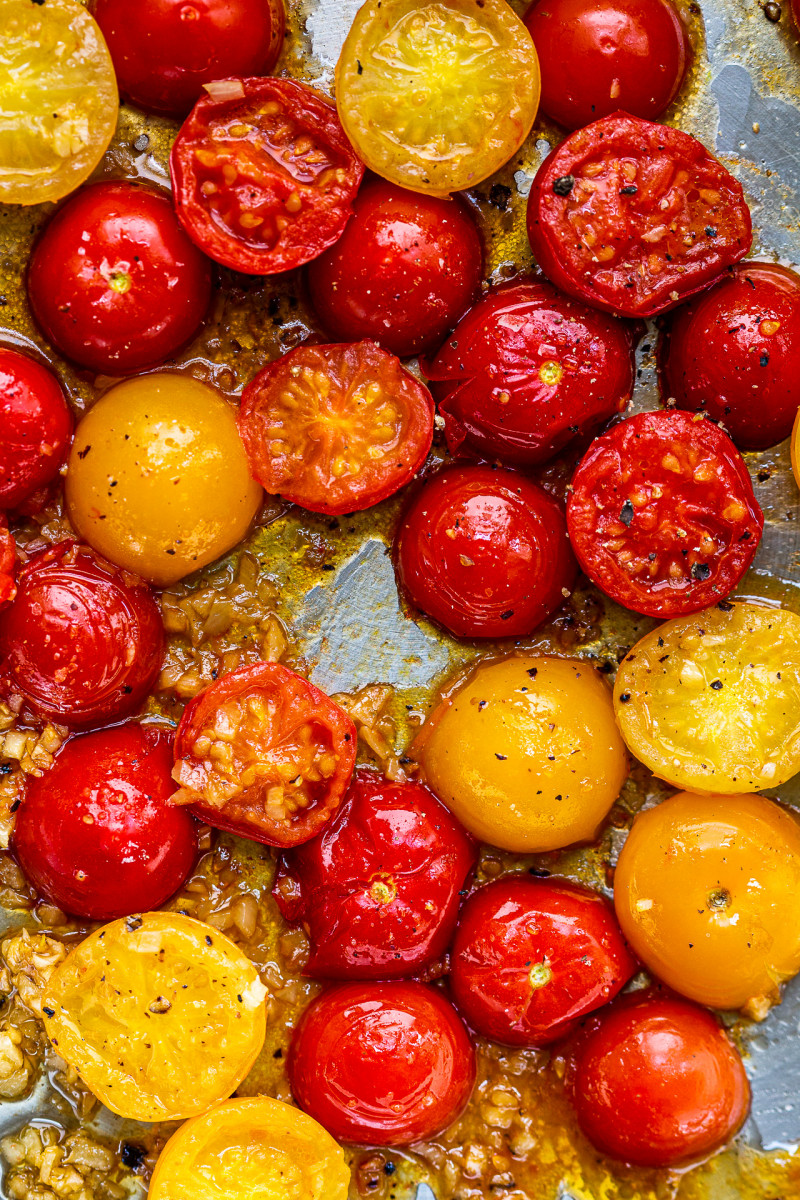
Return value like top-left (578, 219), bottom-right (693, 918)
top-left (149, 1097), bottom-right (350, 1200)
top-left (336, 0), bottom-right (540, 197)
top-left (65, 374), bottom-right (262, 586)
top-left (418, 655), bottom-right (628, 853)
top-left (41, 912), bottom-right (267, 1121)
top-left (0, 0), bottom-right (118, 206)
top-left (613, 601), bottom-right (800, 793)
top-left (614, 791), bottom-right (800, 1016)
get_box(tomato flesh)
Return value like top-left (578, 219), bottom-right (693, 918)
top-left (0, 517), bottom-right (15, 609)
top-left (0, 349), bottom-right (72, 513)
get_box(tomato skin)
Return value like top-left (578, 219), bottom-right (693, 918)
top-left (450, 875), bottom-right (636, 1046)
top-left (13, 725), bottom-right (197, 920)
top-left (307, 181), bottom-right (483, 358)
top-left (0, 349), bottom-right (72, 512)
top-left (423, 279), bottom-right (638, 464)
top-left (527, 113), bottom-right (752, 318)
top-left (273, 769), bottom-right (477, 979)
top-left (0, 543), bottom-right (164, 729)
top-left (28, 182), bottom-right (212, 377)
top-left (90, 0), bottom-right (285, 116)
top-left (569, 992), bottom-right (750, 1167)
top-left (567, 410), bottom-right (763, 617)
top-left (289, 981), bottom-right (476, 1145)
top-left (0, 518), bottom-right (15, 609)
top-left (395, 465), bottom-right (576, 639)
top-left (525, 0), bottom-right (689, 130)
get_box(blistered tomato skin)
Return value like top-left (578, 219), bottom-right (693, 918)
top-left (273, 770), bottom-right (477, 979)
top-left (450, 876), bottom-right (636, 1046)
top-left (289, 982), bottom-right (476, 1145)
top-left (423, 279), bottom-right (637, 464)
top-left (0, 349), bottom-right (72, 513)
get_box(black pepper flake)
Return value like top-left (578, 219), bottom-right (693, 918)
top-left (488, 183), bottom-right (512, 211)
top-left (760, 352), bottom-right (769, 367)
top-left (205, 934), bottom-right (213, 945)
top-left (705, 226), bottom-right (718, 237)
top-left (9, 797), bottom-right (20, 810)
top-left (495, 753), bottom-right (507, 760)
top-left (500, 609), bottom-right (514, 620)
top-left (384, 1163), bottom-right (396, 1177)
top-left (120, 1144), bottom-right (146, 1172)
top-left (620, 184), bottom-right (638, 195)
top-left (125, 915), bottom-right (143, 931)
top-left (344, 733), bottom-right (351, 742)
top-left (273, 1048), bottom-right (283, 1059)
top-left (77, 444), bottom-right (92, 460)
top-left (42, 1006), bottom-right (55, 1017)
top-left (356, 60), bottom-right (363, 73)
top-left (619, 499), bottom-right (634, 526)
top-left (527, 667), bottom-right (538, 678)
top-left (691, 562), bottom-right (711, 580)
top-left (619, 692), bottom-right (631, 703)
top-left (528, 867), bottom-right (551, 878)
top-left (710, 679), bottom-right (723, 689)
top-left (717, 600), bottom-right (734, 611)
top-left (552, 174), bottom-right (575, 196)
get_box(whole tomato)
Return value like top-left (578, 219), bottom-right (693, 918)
top-left (0, 348), bottom-right (72, 513)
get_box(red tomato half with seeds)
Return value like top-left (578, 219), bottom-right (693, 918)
top-left (0, 517), bottom-right (15, 609)
top-left (0, 348), bottom-right (72, 513)
top-left (450, 875), bottom-right (636, 1046)
top-left (170, 78), bottom-right (365, 275)
top-left (172, 662), bottom-right (357, 848)
top-left (566, 410), bottom-right (763, 617)
top-left (239, 342), bottom-right (434, 516)
top-left (273, 769), bottom-right (477, 979)
top-left (423, 278), bottom-right (638, 465)
top-left (526, 113), bottom-right (752, 318)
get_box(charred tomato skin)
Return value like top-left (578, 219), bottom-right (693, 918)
top-left (0, 348), bottom-right (72, 513)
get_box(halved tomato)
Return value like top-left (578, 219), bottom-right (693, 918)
top-left (0, 517), bottom-right (15, 608)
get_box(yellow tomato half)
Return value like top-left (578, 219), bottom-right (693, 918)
top-left (419, 655), bottom-right (628, 853)
top-left (41, 912), bottom-right (267, 1121)
top-left (149, 1097), bottom-right (350, 1200)
top-left (65, 374), bottom-right (263, 586)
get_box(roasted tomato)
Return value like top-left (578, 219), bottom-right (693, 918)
top-left (450, 875), bottom-right (636, 1046)
top-left (613, 601), bottom-right (800, 793)
top-left (307, 181), bottom-right (483, 358)
top-left (172, 662), bottom-right (357, 848)
top-left (0, 542), bottom-right (164, 729)
top-left (525, 0), bottom-right (689, 130)
top-left (0, 349), bottom-right (72, 512)
top-left (65, 374), bottom-right (262, 586)
top-left (14, 725), bottom-right (197, 921)
top-left (90, 0), bottom-right (285, 116)
top-left (148, 1098), bottom-right (350, 1200)
top-left (418, 655), bottom-right (628, 853)
top-left (336, 0), bottom-right (540, 197)
top-left (793, 407), bottom-right (800, 490)
top-left (568, 992), bottom-right (750, 1167)
top-left (658, 262), bottom-right (800, 450)
top-left (423, 278), bottom-right (638, 464)
top-left (42, 912), bottom-right (267, 1121)
top-left (527, 114), bottom-right (752, 318)
top-left (566, 410), bottom-right (763, 618)
top-left (0, 518), bottom-right (15, 609)
top-left (395, 465), bottom-right (576, 639)
top-left (289, 982), bottom-right (476, 1145)
top-left (614, 791), bottom-right (800, 1016)
top-left (273, 770), bottom-right (476, 979)
top-left (239, 343), bottom-right (434, 516)
top-left (170, 77), bottom-right (364, 274)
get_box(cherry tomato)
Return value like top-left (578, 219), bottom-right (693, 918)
top-left (451, 875), bottom-right (636, 1046)
top-left (569, 992), bottom-right (750, 1167)
top-left (172, 662), bottom-right (357, 848)
top-left (525, 0), bottom-right (689, 130)
top-left (170, 78), bottom-right (364, 274)
top-left (527, 113), bottom-right (752, 318)
top-left (0, 349), bottom-right (72, 512)
top-left (0, 517), bottom-right (15, 609)
top-left (423, 279), bottom-right (637, 464)
top-left (239, 342), bottom-right (434, 517)
top-left (0, 542), bottom-right (164, 729)
top-left (566, 410), bottom-right (763, 618)
top-left (273, 769), bottom-right (477, 979)
top-left (659, 262), bottom-right (800, 450)
top-left (395, 465), bottom-right (576, 639)
top-left (28, 182), bottom-right (212, 377)
top-left (614, 791), bottom-right (800, 1016)
top-left (289, 982), bottom-right (476, 1145)
top-left (90, 0), bottom-right (285, 116)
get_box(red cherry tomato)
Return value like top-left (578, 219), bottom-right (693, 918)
top-left (395, 465), bottom-right (577, 639)
top-left (0, 349), bottom-right (72, 512)
top-left (450, 875), bottom-right (636, 1046)
top-left (527, 113), bottom-right (752, 318)
top-left (27, 182), bottom-right (212, 376)
top-left (566, 410), bottom-right (763, 617)
top-left (239, 342), bottom-right (434, 516)
top-left (525, 0), bottom-right (689, 130)
top-left (289, 982), bottom-right (476, 1145)
top-left (0, 543), bottom-right (164, 729)
top-left (0, 517), bottom-right (15, 609)
top-left (14, 725), bottom-right (197, 920)
top-left (659, 261), bottom-right (800, 450)
top-left (423, 278), bottom-right (638, 464)
top-left (172, 662), bottom-right (357, 848)
top-left (273, 769), bottom-right (477, 979)
top-left (170, 78), bottom-right (364, 274)
top-left (307, 180), bottom-right (483, 358)
top-left (90, 0), bottom-right (285, 116)
top-left (569, 992), bottom-right (751, 1167)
